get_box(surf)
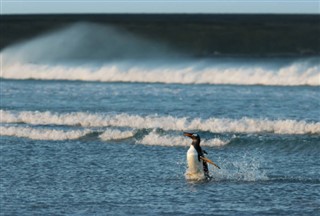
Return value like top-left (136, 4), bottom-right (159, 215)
top-left (2, 59), bottom-right (319, 86)
top-left (1, 22), bottom-right (319, 86)
top-left (1, 110), bottom-right (319, 135)
top-left (0, 125), bottom-right (90, 141)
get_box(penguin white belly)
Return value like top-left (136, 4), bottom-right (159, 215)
top-left (185, 145), bottom-right (205, 180)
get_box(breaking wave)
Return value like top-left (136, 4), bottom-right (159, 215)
top-left (2, 60), bottom-right (319, 86)
top-left (1, 22), bottom-right (319, 86)
top-left (139, 130), bottom-right (228, 147)
top-left (1, 110), bottom-right (319, 135)
top-left (0, 126), bottom-right (90, 140)
top-left (99, 128), bottom-right (136, 141)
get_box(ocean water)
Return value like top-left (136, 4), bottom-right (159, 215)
top-left (1, 21), bottom-right (320, 215)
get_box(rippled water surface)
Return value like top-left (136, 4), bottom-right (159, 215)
top-left (1, 80), bottom-right (320, 215)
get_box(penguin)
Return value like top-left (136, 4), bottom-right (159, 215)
top-left (183, 132), bottom-right (220, 180)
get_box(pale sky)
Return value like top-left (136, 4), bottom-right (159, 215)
top-left (1, 0), bottom-right (320, 14)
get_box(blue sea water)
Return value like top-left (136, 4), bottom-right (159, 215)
top-left (1, 22), bottom-right (320, 215)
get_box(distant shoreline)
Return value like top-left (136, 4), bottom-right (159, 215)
top-left (2, 14), bottom-right (320, 56)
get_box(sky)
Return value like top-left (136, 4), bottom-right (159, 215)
top-left (1, 0), bottom-right (319, 14)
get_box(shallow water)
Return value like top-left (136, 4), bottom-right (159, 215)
top-left (1, 79), bottom-right (320, 215)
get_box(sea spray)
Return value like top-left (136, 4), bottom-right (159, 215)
top-left (210, 154), bottom-right (269, 182)
top-left (1, 23), bottom-right (319, 86)
top-left (1, 22), bottom-right (177, 64)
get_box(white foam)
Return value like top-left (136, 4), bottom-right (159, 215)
top-left (1, 22), bottom-right (319, 86)
top-left (0, 126), bottom-right (90, 140)
top-left (1, 60), bottom-right (319, 86)
top-left (185, 171), bottom-right (207, 181)
top-left (1, 110), bottom-right (319, 134)
top-left (99, 128), bottom-right (136, 141)
top-left (139, 130), bottom-right (228, 147)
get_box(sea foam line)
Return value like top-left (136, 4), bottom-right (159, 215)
top-left (0, 126), bottom-right (90, 140)
top-left (2, 61), bottom-right (319, 86)
top-left (99, 128), bottom-right (136, 141)
top-left (138, 130), bottom-right (228, 147)
top-left (1, 22), bottom-right (319, 86)
top-left (1, 110), bottom-right (319, 135)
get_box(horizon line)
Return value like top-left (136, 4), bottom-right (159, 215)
top-left (2, 12), bottom-right (320, 15)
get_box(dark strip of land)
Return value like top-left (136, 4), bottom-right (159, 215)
top-left (1, 14), bottom-right (320, 56)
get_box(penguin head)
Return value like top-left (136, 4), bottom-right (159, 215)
top-left (183, 132), bottom-right (201, 143)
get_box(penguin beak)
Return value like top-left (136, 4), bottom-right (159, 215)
top-left (183, 132), bottom-right (193, 138)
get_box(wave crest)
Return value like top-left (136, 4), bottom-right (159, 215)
top-left (139, 130), bottom-right (228, 147)
top-left (0, 126), bottom-right (89, 140)
top-left (1, 22), bottom-right (319, 86)
top-left (2, 60), bottom-right (319, 86)
top-left (99, 129), bottom-right (136, 141)
top-left (2, 110), bottom-right (319, 135)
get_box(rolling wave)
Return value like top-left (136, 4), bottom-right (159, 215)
top-left (2, 110), bottom-right (319, 135)
top-left (1, 22), bottom-right (319, 86)
top-left (0, 126), bottom-right (90, 141)
top-left (0, 125), bottom-right (228, 146)
top-left (99, 128), bottom-right (136, 141)
top-left (138, 130), bottom-right (228, 147)
top-left (2, 60), bottom-right (319, 86)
